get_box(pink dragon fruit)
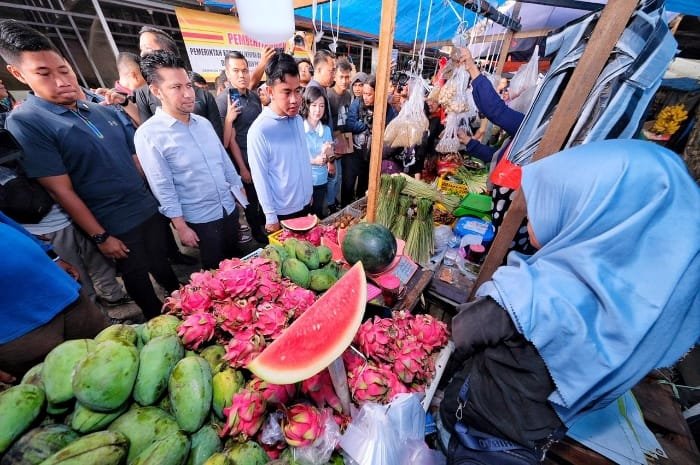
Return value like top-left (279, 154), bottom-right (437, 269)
top-left (254, 302), bottom-right (289, 339)
top-left (278, 285), bottom-right (316, 319)
top-left (202, 274), bottom-right (228, 300)
top-left (249, 257), bottom-right (279, 279)
top-left (162, 289), bottom-right (182, 314)
top-left (188, 271), bottom-right (212, 288)
top-left (348, 364), bottom-right (390, 403)
top-left (179, 285), bottom-right (212, 315)
top-left (223, 329), bottom-right (266, 368)
top-left (255, 274), bottom-right (284, 301)
top-left (216, 300), bottom-right (256, 335)
top-left (410, 314), bottom-right (449, 352)
top-left (247, 376), bottom-right (296, 405)
top-left (342, 348), bottom-right (366, 374)
top-left (283, 404), bottom-right (324, 447)
top-left (177, 312), bottom-right (217, 349)
top-left (376, 364), bottom-right (410, 401)
top-left (355, 317), bottom-right (401, 362)
top-left (392, 342), bottom-right (427, 384)
top-left (333, 413), bottom-right (351, 432)
top-left (217, 266), bottom-right (258, 298)
top-left (300, 369), bottom-right (343, 413)
top-left (221, 389), bottom-right (267, 441)
top-left (306, 227), bottom-right (322, 246)
top-left (259, 439), bottom-right (286, 460)
top-left (217, 258), bottom-right (245, 271)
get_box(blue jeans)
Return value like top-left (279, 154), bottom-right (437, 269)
top-left (326, 160), bottom-right (341, 207)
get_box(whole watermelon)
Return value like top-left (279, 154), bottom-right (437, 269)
top-left (341, 223), bottom-right (397, 273)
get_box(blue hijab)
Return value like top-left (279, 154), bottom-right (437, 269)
top-left (477, 139), bottom-right (700, 426)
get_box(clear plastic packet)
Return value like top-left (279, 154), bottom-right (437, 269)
top-left (384, 78), bottom-right (429, 148)
top-left (436, 113), bottom-right (466, 153)
top-left (438, 66), bottom-right (470, 114)
top-left (292, 409), bottom-right (342, 465)
top-left (508, 45), bottom-right (540, 113)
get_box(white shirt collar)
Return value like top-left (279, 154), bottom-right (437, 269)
top-left (303, 119), bottom-right (324, 137)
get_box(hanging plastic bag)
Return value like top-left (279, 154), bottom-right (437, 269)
top-left (384, 78), bottom-right (429, 149)
top-left (292, 410), bottom-right (342, 465)
top-left (508, 46), bottom-right (539, 114)
top-left (439, 65), bottom-right (471, 114)
top-left (436, 113), bottom-right (466, 153)
top-left (339, 403), bottom-right (401, 465)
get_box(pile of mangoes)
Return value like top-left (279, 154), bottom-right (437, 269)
top-left (261, 239), bottom-right (344, 293)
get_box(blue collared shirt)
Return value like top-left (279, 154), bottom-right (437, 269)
top-left (303, 120), bottom-right (332, 186)
top-left (134, 108), bottom-right (245, 224)
top-left (6, 93), bottom-right (157, 235)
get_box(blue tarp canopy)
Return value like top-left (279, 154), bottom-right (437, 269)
top-left (294, 0), bottom-right (699, 46)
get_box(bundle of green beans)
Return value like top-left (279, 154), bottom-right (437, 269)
top-left (399, 173), bottom-right (461, 211)
top-left (404, 198), bottom-right (434, 265)
top-left (450, 167), bottom-right (489, 193)
top-left (376, 175), bottom-right (406, 227)
top-left (390, 195), bottom-right (413, 240)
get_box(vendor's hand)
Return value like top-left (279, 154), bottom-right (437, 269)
top-left (459, 48), bottom-right (481, 79)
top-left (240, 167), bottom-right (253, 184)
top-left (265, 222), bottom-right (281, 233)
top-left (0, 368), bottom-right (16, 384)
top-left (56, 258), bottom-right (80, 281)
top-left (457, 128), bottom-right (472, 145)
top-left (176, 225), bottom-right (200, 248)
top-left (98, 236), bottom-right (130, 260)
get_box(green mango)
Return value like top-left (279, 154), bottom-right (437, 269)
top-left (141, 315), bottom-right (181, 343)
top-left (271, 244), bottom-right (289, 261)
top-left (0, 424), bottom-right (78, 465)
top-left (42, 339), bottom-right (96, 404)
top-left (200, 344), bottom-right (226, 373)
top-left (40, 431), bottom-right (128, 465)
top-left (108, 406), bottom-right (180, 463)
top-left (283, 238), bottom-right (300, 259)
top-left (94, 324), bottom-right (138, 346)
top-left (130, 430), bottom-right (190, 465)
top-left (281, 258), bottom-right (311, 288)
top-left (169, 356), bottom-right (212, 433)
top-left (133, 335), bottom-right (184, 406)
top-left (212, 368), bottom-right (245, 419)
top-left (0, 384), bottom-right (45, 453)
top-left (294, 241), bottom-right (320, 270)
top-left (203, 453), bottom-right (233, 465)
top-left (226, 441), bottom-right (269, 465)
top-left (20, 362), bottom-right (44, 389)
top-left (260, 246), bottom-right (283, 266)
top-left (322, 261), bottom-right (342, 279)
top-left (309, 269), bottom-right (337, 292)
top-left (186, 425), bottom-right (222, 465)
top-left (316, 245), bottom-right (333, 266)
top-left (72, 340), bottom-right (139, 412)
top-left (70, 401), bottom-right (128, 434)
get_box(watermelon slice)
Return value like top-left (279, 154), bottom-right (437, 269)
top-left (321, 236), bottom-right (344, 262)
top-left (280, 215), bottom-right (318, 232)
top-left (247, 262), bottom-right (367, 384)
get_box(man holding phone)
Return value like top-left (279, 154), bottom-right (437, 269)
top-left (215, 51), bottom-right (267, 244)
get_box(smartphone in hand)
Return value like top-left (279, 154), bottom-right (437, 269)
top-left (228, 88), bottom-right (241, 107)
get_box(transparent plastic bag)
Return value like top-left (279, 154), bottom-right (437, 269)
top-left (433, 225), bottom-right (454, 253)
top-left (400, 441), bottom-right (447, 465)
top-left (292, 410), bottom-right (342, 465)
top-left (260, 411), bottom-right (285, 445)
top-left (436, 113), bottom-right (466, 153)
top-left (339, 403), bottom-right (400, 465)
top-left (386, 393), bottom-right (425, 443)
top-left (439, 66), bottom-right (471, 114)
top-left (508, 45), bottom-right (539, 113)
top-left (384, 78), bottom-right (429, 148)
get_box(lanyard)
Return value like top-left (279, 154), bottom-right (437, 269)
top-left (70, 108), bottom-right (104, 139)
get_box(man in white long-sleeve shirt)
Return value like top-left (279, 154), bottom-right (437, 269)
top-left (134, 51), bottom-right (247, 269)
top-left (247, 52), bottom-right (313, 233)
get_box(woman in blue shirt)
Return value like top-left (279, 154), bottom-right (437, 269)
top-left (301, 86), bottom-right (334, 218)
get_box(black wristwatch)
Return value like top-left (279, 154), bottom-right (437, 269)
top-left (91, 231), bottom-right (111, 244)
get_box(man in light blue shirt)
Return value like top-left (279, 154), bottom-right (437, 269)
top-left (134, 52), bottom-right (247, 270)
top-left (247, 52), bottom-right (313, 233)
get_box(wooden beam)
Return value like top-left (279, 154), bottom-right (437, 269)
top-left (468, 0), bottom-right (640, 300)
top-left (293, 0), bottom-right (330, 8)
top-left (365, 0), bottom-right (398, 222)
top-left (495, 2), bottom-right (522, 75)
top-left (428, 28), bottom-right (552, 49)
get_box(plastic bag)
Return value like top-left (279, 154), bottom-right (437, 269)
top-left (386, 393), bottom-right (425, 442)
top-left (433, 225), bottom-right (454, 253)
top-left (260, 411), bottom-right (285, 445)
top-left (439, 66), bottom-right (471, 114)
top-left (339, 403), bottom-right (401, 465)
top-left (508, 46), bottom-right (539, 113)
top-left (292, 410), bottom-right (342, 465)
top-left (384, 78), bottom-right (429, 148)
top-left (436, 113), bottom-right (466, 153)
top-left (400, 441), bottom-right (447, 465)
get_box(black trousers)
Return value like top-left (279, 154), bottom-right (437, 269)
top-left (311, 183), bottom-right (328, 218)
top-left (188, 207), bottom-right (240, 271)
top-left (277, 204), bottom-right (312, 221)
top-left (243, 181), bottom-right (267, 243)
top-left (341, 151), bottom-right (369, 207)
top-left (114, 213), bottom-right (180, 320)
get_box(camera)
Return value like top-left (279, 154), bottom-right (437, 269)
top-left (391, 71), bottom-right (410, 94)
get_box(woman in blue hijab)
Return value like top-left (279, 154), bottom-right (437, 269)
top-left (440, 139), bottom-right (700, 464)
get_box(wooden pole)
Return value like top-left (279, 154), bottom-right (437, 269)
top-left (365, 0), bottom-right (398, 222)
top-left (495, 2), bottom-right (521, 75)
top-left (468, 0), bottom-right (640, 300)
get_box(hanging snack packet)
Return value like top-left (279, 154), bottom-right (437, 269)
top-left (384, 78), bottom-right (429, 148)
top-left (436, 112), bottom-right (466, 153)
top-left (439, 65), bottom-right (470, 114)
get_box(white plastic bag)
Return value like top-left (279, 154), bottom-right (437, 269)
top-left (339, 403), bottom-right (401, 465)
top-left (384, 78), bottom-right (429, 148)
top-left (436, 113), bottom-right (467, 153)
top-left (508, 46), bottom-right (540, 113)
top-left (386, 393), bottom-right (425, 442)
top-left (400, 441), bottom-right (447, 465)
top-left (439, 66), bottom-right (471, 114)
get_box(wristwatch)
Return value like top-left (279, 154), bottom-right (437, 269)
top-left (91, 231), bottom-right (111, 244)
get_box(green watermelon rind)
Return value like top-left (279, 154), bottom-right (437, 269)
top-left (247, 262), bottom-right (366, 384)
top-left (280, 215), bottom-right (318, 232)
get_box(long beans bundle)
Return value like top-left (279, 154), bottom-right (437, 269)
top-left (391, 195), bottom-right (413, 240)
top-left (404, 198), bottom-right (434, 265)
top-left (376, 175), bottom-right (406, 227)
top-left (375, 175), bottom-right (393, 225)
top-left (399, 174), bottom-right (461, 212)
top-left (450, 167), bottom-right (489, 193)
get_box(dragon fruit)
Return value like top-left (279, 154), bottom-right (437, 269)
top-left (188, 271), bottom-right (212, 288)
top-left (342, 348), bottom-right (366, 374)
top-left (255, 274), bottom-right (284, 301)
top-left (300, 369), bottom-right (343, 413)
top-left (177, 312), bottom-right (217, 349)
top-left (254, 302), bottom-right (289, 339)
top-left (248, 377), bottom-right (296, 405)
top-left (202, 274), bottom-right (228, 300)
top-left (217, 258), bottom-right (245, 270)
top-left (410, 314), bottom-right (449, 352)
top-left (348, 364), bottom-right (391, 403)
top-left (249, 257), bottom-right (279, 279)
top-left (333, 413), bottom-right (351, 432)
top-left (378, 364), bottom-right (410, 400)
top-left (217, 266), bottom-right (258, 298)
top-left (223, 329), bottom-right (266, 368)
top-left (283, 404), bottom-right (324, 447)
top-left (179, 285), bottom-right (212, 315)
top-left (392, 342), bottom-right (427, 384)
top-left (278, 285), bottom-right (316, 319)
top-left (162, 289), bottom-right (182, 313)
top-left (216, 300), bottom-right (256, 335)
top-left (221, 389), bottom-right (267, 441)
top-left (355, 317), bottom-right (402, 362)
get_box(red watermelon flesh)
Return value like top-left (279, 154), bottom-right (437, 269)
top-left (321, 236), bottom-right (344, 262)
top-left (247, 262), bottom-right (367, 384)
top-left (280, 215), bottom-right (318, 232)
